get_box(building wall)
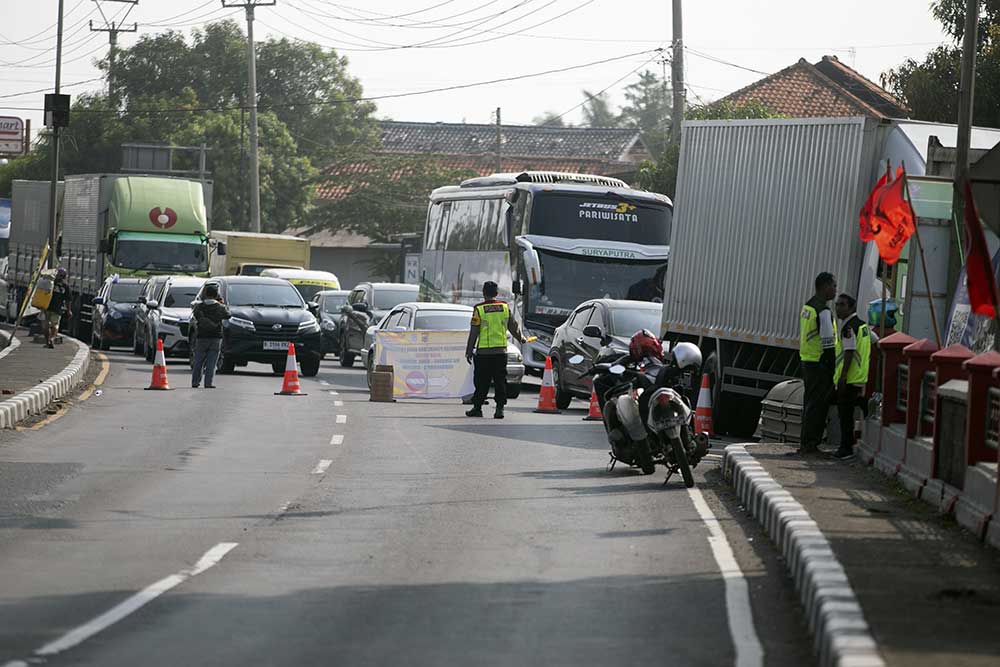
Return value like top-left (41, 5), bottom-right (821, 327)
top-left (310, 246), bottom-right (400, 290)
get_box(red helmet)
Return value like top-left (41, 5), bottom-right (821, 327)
top-left (629, 329), bottom-right (663, 362)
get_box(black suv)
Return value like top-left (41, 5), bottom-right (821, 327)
top-left (189, 276), bottom-right (322, 376)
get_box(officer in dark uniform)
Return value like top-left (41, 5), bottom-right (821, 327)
top-left (465, 281), bottom-right (525, 419)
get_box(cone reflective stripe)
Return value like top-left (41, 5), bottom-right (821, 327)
top-left (275, 343), bottom-right (307, 396)
top-left (144, 339), bottom-right (172, 390)
top-left (533, 355), bottom-right (560, 413)
top-left (694, 373), bottom-right (714, 436)
top-left (583, 387), bottom-right (603, 421)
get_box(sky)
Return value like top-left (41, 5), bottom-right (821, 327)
top-left (1, 0), bottom-right (953, 145)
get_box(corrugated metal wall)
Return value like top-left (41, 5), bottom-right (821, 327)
top-left (662, 117), bottom-right (880, 348)
top-left (62, 175), bottom-right (101, 248)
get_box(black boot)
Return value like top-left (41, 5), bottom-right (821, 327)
top-left (494, 406), bottom-right (504, 419)
top-left (465, 406), bottom-right (483, 417)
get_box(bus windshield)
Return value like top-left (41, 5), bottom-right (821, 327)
top-left (527, 250), bottom-right (667, 325)
top-left (529, 192), bottom-right (671, 245)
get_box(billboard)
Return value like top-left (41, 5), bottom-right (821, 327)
top-left (0, 117), bottom-right (24, 154)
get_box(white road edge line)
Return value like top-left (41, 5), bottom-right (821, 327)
top-left (687, 488), bottom-right (764, 667)
top-left (336, 414), bottom-right (347, 424)
top-left (328, 390), bottom-right (338, 395)
top-left (330, 434), bottom-right (344, 445)
top-left (33, 542), bottom-right (238, 658)
top-left (333, 400), bottom-right (344, 407)
top-left (312, 459), bottom-right (333, 474)
top-left (319, 380), bottom-right (330, 386)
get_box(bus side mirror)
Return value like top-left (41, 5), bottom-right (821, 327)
top-left (98, 239), bottom-right (111, 254)
top-left (216, 241), bottom-right (227, 256)
top-left (512, 279), bottom-right (521, 296)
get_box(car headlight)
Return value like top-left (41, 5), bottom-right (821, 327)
top-left (161, 315), bottom-right (180, 326)
top-left (228, 316), bottom-right (255, 331)
top-left (298, 319), bottom-right (320, 333)
top-left (110, 310), bottom-right (124, 320)
top-left (321, 320), bottom-right (337, 331)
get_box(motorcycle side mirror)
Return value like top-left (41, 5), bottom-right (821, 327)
top-left (568, 354), bottom-right (585, 365)
top-left (609, 364), bottom-right (626, 375)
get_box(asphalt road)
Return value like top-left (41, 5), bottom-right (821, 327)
top-left (0, 350), bottom-right (814, 666)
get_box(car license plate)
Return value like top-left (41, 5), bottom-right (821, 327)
top-left (263, 341), bottom-right (291, 351)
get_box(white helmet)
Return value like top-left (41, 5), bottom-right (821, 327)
top-left (670, 342), bottom-right (702, 371)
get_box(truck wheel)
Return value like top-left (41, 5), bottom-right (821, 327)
top-left (301, 358), bottom-right (320, 377)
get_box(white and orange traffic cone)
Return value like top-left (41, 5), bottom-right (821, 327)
top-left (694, 373), bottom-right (714, 436)
top-left (275, 343), bottom-right (307, 396)
top-left (145, 339), bottom-right (172, 391)
top-left (583, 387), bottom-right (603, 421)
top-left (533, 355), bottom-right (560, 414)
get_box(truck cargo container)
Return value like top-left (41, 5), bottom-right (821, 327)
top-left (209, 230), bottom-right (310, 276)
top-left (661, 116), bottom-right (1000, 435)
top-left (8, 174), bottom-right (213, 340)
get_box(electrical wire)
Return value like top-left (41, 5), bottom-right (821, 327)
top-left (0, 76), bottom-right (105, 100)
top-left (683, 47), bottom-right (771, 76)
top-left (541, 51), bottom-right (662, 127)
top-left (2, 48), bottom-right (659, 114)
top-left (0, 0), bottom-right (87, 46)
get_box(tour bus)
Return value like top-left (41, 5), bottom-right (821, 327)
top-left (420, 171), bottom-right (672, 375)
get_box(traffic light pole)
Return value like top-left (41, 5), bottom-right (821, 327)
top-left (47, 0), bottom-right (65, 270)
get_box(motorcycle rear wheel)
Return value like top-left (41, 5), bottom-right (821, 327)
top-left (671, 438), bottom-right (695, 488)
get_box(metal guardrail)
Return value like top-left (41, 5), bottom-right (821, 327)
top-left (986, 387), bottom-right (1000, 452)
top-left (921, 371), bottom-right (937, 428)
top-left (896, 363), bottom-right (909, 414)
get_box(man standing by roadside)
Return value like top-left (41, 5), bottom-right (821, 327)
top-left (833, 293), bottom-right (871, 460)
top-left (43, 268), bottom-right (71, 349)
top-left (798, 272), bottom-right (839, 454)
top-left (191, 283), bottom-right (230, 389)
top-left (465, 281), bottom-right (525, 420)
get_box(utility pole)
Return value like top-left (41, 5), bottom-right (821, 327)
top-left (495, 107), bottom-right (502, 173)
top-left (223, 0), bottom-right (275, 233)
top-left (947, 0), bottom-right (980, 310)
top-left (46, 0), bottom-right (66, 270)
top-left (670, 0), bottom-right (684, 147)
top-left (90, 0), bottom-right (139, 108)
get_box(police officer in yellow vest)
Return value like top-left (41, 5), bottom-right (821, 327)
top-left (833, 293), bottom-right (871, 460)
top-left (466, 281), bottom-right (526, 419)
top-left (799, 272), bottom-right (839, 454)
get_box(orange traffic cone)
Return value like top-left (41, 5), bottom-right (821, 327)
top-left (144, 339), bottom-right (172, 391)
top-left (695, 373), bottom-right (714, 436)
top-left (583, 387), bottom-right (603, 421)
top-left (533, 355), bottom-right (560, 414)
top-left (275, 343), bottom-right (307, 396)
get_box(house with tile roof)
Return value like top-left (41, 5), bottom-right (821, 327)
top-left (716, 55), bottom-right (910, 120)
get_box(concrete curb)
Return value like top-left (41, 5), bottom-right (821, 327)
top-left (0, 336), bottom-right (91, 429)
top-left (721, 444), bottom-right (885, 667)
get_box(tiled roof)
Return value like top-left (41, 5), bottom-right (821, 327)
top-left (315, 154), bottom-right (637, 202)
top-left (379, 120), bottom-right (646, 161)
top-left (718, 56), bottom-right (909, 120)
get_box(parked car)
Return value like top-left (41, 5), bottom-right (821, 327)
top-left (133, 275), bottom-right (171, 358)
top-left (363, 302), bottom-right (524, 398)
top-left (188, 276), bottom-right (322, 376)
top-left (141, 276), bottom-right (205, 361)
top-left (339, 282), bottom-right (420, 367)
top-left (308, 289), bottom-right (350, 357)
top-left (259, 268), bottom-right (341, 302)
top-left (91, 277), bottom-right (146, 350)
top-left (548, 299), bottom-right (663, 408)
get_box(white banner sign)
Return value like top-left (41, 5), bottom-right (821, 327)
top-left (374, 329), bottom-right (474, 399)
top-left (0, 116), bottom-right (23, 154)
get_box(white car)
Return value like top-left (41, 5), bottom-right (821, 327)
top-left (143, 276), bottom-right (205, 359)
top-left (364, 302), bottom-right (525, 398)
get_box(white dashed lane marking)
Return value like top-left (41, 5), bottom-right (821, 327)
top-left (312, 459), bottom-right (333, 475)
top-left (336, 414), bottom-right (347, 424)
top-left (330, 434), bottom-right (344, 445)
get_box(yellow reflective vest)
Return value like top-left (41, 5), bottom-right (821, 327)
top-left (836, 317), bottom-right (871, 385)
top-left (800, 301), bottom-right (838, 363)
top-left (472, 300), bottom-right (509, 350)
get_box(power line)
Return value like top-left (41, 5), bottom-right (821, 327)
top-left (2, 48), bottom-right (659, 114)
top-left (0, 76), bottom-right (105, 99)
top-left (683, 47), bottom-right (771, 76)
top-left (0, 0), bottom-right (88, 46)
top-left (542, 52), bottom-right (661, 127)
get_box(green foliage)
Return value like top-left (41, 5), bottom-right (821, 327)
top-left (580, 90), bottom-right (618, 128)
top-left (619, 70), bottom-right (671, 154)
top-left (532, 112), bottom-right (568, 127)
top-left (636, 100), bottom-right (779, 198)
top-left (313, 155), bottom-right (476, 243)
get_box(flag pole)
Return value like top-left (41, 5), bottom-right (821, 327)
top-left (902, 164), bottom-right (942, 347)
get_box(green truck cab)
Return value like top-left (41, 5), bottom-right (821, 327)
top-left (105, 176), bottom-right (211, 277)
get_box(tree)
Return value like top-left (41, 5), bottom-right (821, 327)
top-left (636, 100), bottom-right (777, 198)
top-left (619, 70), bottom-right (670, 154)
top-left (882, 3), bottom-right (1000, 127)
top-left (312, 155), bottom-right (476, 242)
top-left (532, 112), bottom-right (567, 127)
top-left (580, 90), bottom-right (618, 127)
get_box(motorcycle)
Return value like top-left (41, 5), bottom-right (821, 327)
top-left (572, 328), bottom-right (710, 488)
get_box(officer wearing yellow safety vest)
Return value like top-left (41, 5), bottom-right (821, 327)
top-left (799, 272), bottom-right (839, 455)
top-left (833, 293), bottom-right (872, 460)
top-left (465, 281), bottom-right (526, 420)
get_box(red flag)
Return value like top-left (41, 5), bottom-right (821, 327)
top-left (859, 169), bottom-right (890, 242)
top-left (963, 182), bottom-right (1000, 318)
top-left (869, 166), bottom-right (916, 265)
